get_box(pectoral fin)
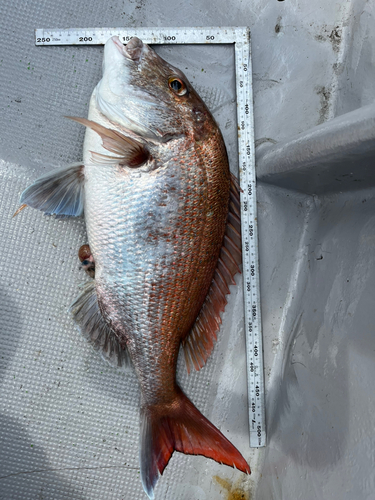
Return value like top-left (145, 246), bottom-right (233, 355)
top-left (67, 116), bottom-right (150, 168)
top-left (19, 163), bottom-right (85, 217)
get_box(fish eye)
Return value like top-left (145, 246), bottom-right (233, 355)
top-left (168, 77), bottom-right (188, 96)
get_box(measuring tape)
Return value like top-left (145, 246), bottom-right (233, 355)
top-left (35, 26), bottom-right (266, 448)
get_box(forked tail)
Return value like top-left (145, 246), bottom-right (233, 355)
top-left (140, 387), bottom-right (250, 499)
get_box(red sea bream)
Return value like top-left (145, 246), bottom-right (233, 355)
top-left (19, 36), bottom-right (250, 498)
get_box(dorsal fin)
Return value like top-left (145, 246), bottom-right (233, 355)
top-left (69, 281), bottom-right (130, 369)
top-left (183, 173), bottom-right (242, 373)
top-left (67, 116), bottom-right (150, 168)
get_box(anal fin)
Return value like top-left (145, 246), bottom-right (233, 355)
top-left (69, 281), bottom-right (130, 369)
top-left (183, 173), bottom-right (242, 373)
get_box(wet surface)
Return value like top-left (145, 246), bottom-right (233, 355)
top-left (213, 475), bottom-right (251, 500)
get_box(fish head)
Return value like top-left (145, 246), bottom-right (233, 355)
top-left (96, 36), bottom-right (213, 141)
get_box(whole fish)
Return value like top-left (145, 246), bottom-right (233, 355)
top-left (19, 36), bottom-right (249, 497)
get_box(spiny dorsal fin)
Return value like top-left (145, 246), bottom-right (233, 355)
top-left (69, 281), bottom-right (130, 369)
top-left (67, 116), bottom-right (150, 168)
top-left (19, 163), bottom-right (85, 217)
top-left (183, 173), bottom-right (242, 374)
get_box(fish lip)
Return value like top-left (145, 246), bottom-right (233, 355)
top-left (112, 35), bottom-right (144, 64)
top-left (112, 36), bottom-right (128, 57)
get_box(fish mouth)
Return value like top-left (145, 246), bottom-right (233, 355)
top-left (112, 36), bottom-right (144, 64)
top-left (99, 36), bottom-right (175, 141)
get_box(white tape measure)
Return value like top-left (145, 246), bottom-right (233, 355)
top-left (35, 26), bottom-right (266, 448)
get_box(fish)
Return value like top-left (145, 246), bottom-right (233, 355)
top-left (18, 36), bottom-right (249, 498)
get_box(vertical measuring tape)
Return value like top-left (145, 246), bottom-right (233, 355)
top-left (35, 26), bottom-right (266, 448)
top-left (235, 38), bottom-right (266, 448)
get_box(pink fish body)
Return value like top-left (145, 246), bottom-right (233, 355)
top-left (19, 36), bottom-right (249, 498)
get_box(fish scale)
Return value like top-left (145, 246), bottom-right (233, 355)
top-left (85, 150), bottom-right (216, 397)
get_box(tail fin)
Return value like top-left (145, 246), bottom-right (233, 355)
top-left (140, 388), bottom-right (250, 499)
